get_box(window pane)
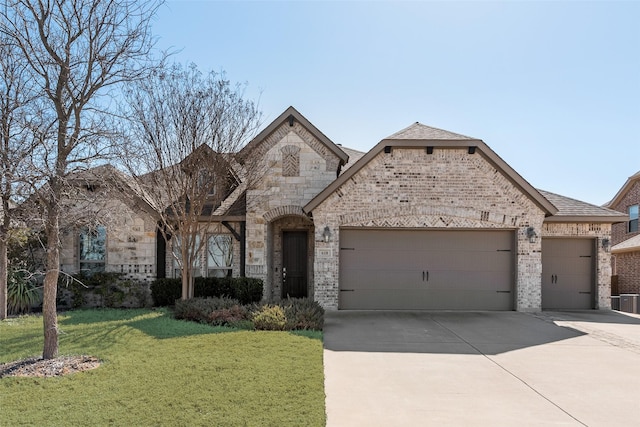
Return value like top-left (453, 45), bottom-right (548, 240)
top-left (173, 235), bottom-right (201, 268)
top-left (208, 235), bottom-right (233, 269)
top-left (79, 226), bottom-right (106, 261)
top-left (629, 205), bottom-right (639, 233)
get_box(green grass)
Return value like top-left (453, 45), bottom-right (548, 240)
top-left (0, 309), bottom-right (326, 426)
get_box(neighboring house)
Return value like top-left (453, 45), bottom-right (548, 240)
top-left (57, 106), bottom-right (626, 311)
top-left (605, 171), bottom-right (640, 294)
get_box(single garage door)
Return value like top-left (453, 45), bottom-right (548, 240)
top-left (542, 238), bottom-right (595, 310)
top-left (339, 229), bottom-right (515, 310)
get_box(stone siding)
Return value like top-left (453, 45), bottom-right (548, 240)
top-left (245, 123), bottom-right (343, 299)
top-left (60, 195), bottom-right (157, 282)
top-left (310, 147), bottom-right (547, 311)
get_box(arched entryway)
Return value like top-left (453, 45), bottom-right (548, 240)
top-left (264, 206), bottom-right (315, 301)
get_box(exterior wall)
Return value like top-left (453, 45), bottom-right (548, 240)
top-left (609, 179), bottom-right (640, 296)
top-left (310, 147), bottom-right (547, 311)
top-left (610, 180), bottom-right (640, 245)
top-left (245, 122), bottom-right (342, 300)
top-left (60, 196), bottom-right (157, 282)
top-left (614, 252), bottom-right (640, 294)
top-left (541, 223), bottom-right (613, 309)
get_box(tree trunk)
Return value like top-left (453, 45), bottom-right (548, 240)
top-left (181, 268), bottom-right (193, 300)
top-left (0, 237), bottom-right (7, 320)
top-left (42, 209), bottom-right (60, 359)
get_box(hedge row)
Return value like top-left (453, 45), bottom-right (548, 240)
top-left (173, 297), bottom-right (324, 331)
top-left (150, 277), bottom-right (263, 306)
top-left (57, 272), bottom-right (150, 309)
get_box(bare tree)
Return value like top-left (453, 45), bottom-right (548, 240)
top-left (122, 62), bottom-right (261, 300)
top-left (0, 0), bottom-right (162, 358)
top-left (0, 27), bottom-right (45, 320)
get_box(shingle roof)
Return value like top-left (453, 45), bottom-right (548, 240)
top-left (612, 234), bottom-right (640, 253)
top-left (539, 190), bottom-right (628, 222)
top-left (386, 122), bottom-right (475, 141)
top-left (338, 146), bottom-right (365, 173)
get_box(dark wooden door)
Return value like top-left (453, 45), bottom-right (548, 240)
top-left (283, 231), bottom-right (308, 298)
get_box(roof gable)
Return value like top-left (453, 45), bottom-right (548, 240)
top-left (305, 123), bottom-right (557, 215)
top-left (604, 170), bottom-right (640, 208)
top-left (239, 106), bottom-right (348, 165)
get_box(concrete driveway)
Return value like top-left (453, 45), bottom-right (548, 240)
top-left (323, 310), bottom-right (640, 427)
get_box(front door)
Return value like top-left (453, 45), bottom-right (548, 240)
top-left (282, 231), bottom-right (308, 298)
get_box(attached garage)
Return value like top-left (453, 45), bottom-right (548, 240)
top-left (339, 229), bottom-right (515, 310)
top-left (542, 238), bottom-right (595, 310)
top-left (304, 122), bottom-right (626, 311)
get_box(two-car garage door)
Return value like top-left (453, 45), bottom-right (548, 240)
top-left (339, 229), bottom-right (515, 310)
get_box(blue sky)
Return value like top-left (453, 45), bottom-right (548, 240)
top-left (151, 0), bottom-right (640, 206)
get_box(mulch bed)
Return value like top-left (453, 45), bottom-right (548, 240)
top-left (0, 355), bottom-right (101, 378)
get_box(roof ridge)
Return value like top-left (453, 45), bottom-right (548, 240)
top-left (385, 122), bottom-right (476, 141)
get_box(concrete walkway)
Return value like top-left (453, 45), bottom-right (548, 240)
top-left (323, 310), bottom-right (640, 427)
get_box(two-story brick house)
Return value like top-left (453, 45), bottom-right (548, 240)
top-left (605, 171), bottom-right (640, 294)
top-left (58, 106), bottom-right (626, 311)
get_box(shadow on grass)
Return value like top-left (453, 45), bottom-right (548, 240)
top-left (289, 330), bottom-right (323, 341)
top-left (126, 315), bottom-right (237, 339)
top-left (59, 308), bottom-right (235, 340)
top-left (59, 308), bottom-right (155, 325)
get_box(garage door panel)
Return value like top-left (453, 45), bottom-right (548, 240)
top-left (425, 251), bottom-right (513, 272)
top-left (340, 268), bottom-right (423, 290)
top-left (427, 269), bottom-right (513, 290)
top-left (340, 289), bottom-right (513, 310)
top-left (339, 229), bottom-right (514, 310)
top-left (340, 249), bottom-right (429, 270)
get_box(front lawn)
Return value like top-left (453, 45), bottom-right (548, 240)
top-left (0, 309), bottom-right (325, 426)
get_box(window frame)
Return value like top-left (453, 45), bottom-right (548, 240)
top-left (629, 204), bottom-right (639, 233)
top-left (206, 234), bottom-right (233, 278)
top-left (79, 225), bottom-right (107, 274)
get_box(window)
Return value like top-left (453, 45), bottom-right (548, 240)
top-left (207, 234), bottom-right (233, 277)
top-left (629, 205), bottom-right (639, 233)
top-left (79, 226), bottom-right (106, 274)
top-left (172, 235), bottom-right (202, 278)
top-left (198, 169), bottom-right (216, 197)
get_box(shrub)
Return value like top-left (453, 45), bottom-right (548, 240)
top-left (252, 304), bottom-right (287, 331)
top-left (233, 278), bottom-right (263, 305)
top-left (282, 298), bottom-right (325, 331)
top-left (208, 304), bottom-right (249, 327)
top-left (153, 277), bottom-right (263, 307)
top-left (58, 272), bottom-right (150, 309)
top-left (150, 278), bottom-right (181, 306)
top-left (8, 270), bottom-right (41, 315)
top-left (174, 297), bottom-right (240, 323)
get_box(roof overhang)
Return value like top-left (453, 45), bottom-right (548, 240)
top-left (544, 215), bottom-right (628, 223)
top-left (611, 234), bottom-right (640, 254)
